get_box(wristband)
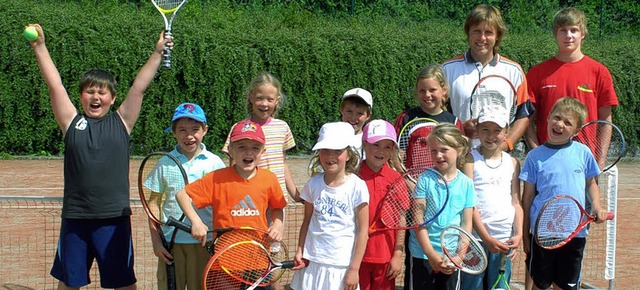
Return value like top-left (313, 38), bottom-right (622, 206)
top-left (504, 138), bottom-right (514, 152)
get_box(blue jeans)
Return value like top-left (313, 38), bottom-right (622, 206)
top-left (460, 242), bottom-right (512, 290)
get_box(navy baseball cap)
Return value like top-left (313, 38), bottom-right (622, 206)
top-left (165, 103), bottom-right (207, 132)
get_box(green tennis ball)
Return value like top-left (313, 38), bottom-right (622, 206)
top-left (24, 26), bottom-right (38, 41)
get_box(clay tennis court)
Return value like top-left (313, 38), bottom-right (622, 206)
top-left (0, 157), bottom-right (638, 289)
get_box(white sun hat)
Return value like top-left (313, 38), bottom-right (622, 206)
top-left (312, 122), bottom-right (359, 151)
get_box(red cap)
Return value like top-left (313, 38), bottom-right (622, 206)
top-left (230, 120), bottom-right (265, 144)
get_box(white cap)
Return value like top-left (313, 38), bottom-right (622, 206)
top-left (312, 122), bottom-right (359, 150)
top-left (477, 105), bottom-right (509, 128)
top-left (342, 88), bottom-right (373, 108)
top-left (362, 119), bottom-right (398, 147)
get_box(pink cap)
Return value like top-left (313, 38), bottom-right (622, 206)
top-left (362, 119), bottom-right (398, 147)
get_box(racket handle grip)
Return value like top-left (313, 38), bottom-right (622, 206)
top-left (280, 260), bottom-right (296, 269)
top-left (166, 216), bottom-right (192, 232)
top-left (606, 212), bottom-right (615, 220)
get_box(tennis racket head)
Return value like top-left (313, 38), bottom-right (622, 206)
top-left (370, 167), bottom-right (448, 233)
top-left (534, 195), bottom-right (586, 250)
top-left (150, 0), bottom-right (188, 69)
top-left (469, 75), bottom-right (517, 123)
top-left (368, 167), bottom-right (417, 233)
top-left (572, 120), bottom-right (626, 172)
top-left (397, 118), bottom-right (438, 170)
top-left (409, 168), bottom-right (451, 228)
top-left (203, 230), bottom-right (292, 289)
top-left (138, 152), bottom-right (188, 228)
top-left (440, 225), bottom-right (488, 274)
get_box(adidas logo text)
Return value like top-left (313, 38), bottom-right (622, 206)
top-left (231, 208), bottom-right (261, 216)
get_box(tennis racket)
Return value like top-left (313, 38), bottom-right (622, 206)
top-left (490, 253), bottom-right (510, 290)
top-left (469, 75), bottom-right (518, 124)
top-left (368, 167), bottom-right (450, 234)
top-left (150, 0), bottom-right (188, 69)
top-left (202, 230), bottom-right (294, 290)
top-left (534, 195), bottom-right (615, 250)
top-left (397, 118), bottom-right (439, 171)
top-left (440, 225), bottom-right (488, 274)
top-left (572, 120), bottom-right (626, 172)
top-left (138, 152), bottom-right (189, 290)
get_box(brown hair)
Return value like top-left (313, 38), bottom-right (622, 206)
top-left (340, 97), bottom-right (372, 117)
top-left (79, 69), bottom-right (117, 97)
top-left (553, 7), bottom-right (588, 38)
top-left (464, 4), bottom-right (507, 52)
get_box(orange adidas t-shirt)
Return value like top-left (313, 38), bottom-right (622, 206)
top-left (185, 167), bottom-right (286, 230)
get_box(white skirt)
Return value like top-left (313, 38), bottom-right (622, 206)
top-left (290, 261), bottom-right (360, 290)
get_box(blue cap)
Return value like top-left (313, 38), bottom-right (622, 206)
top-left (165, 103), bottom-right (207, 132)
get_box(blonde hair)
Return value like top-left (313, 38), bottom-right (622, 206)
top-left (464, 4), bottom-right (507, 52)
top-left (245, 72), bottom-right (284, 118)
top-left (416, 64), bottom-right (450, 111)
top-left (549, 97), bottom-right (588, 128)
top-left (308, 147), bottom-right (360, 176)
top-left (427, 123), bottom-right (470, 168)
top-left (553, 7), bottom-right (588, 38)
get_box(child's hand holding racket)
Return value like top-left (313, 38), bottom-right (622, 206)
top-left (593, 207), bottom-right (610, 224)
top-left (154, 30), bottom-right (174, 57)
top-left (189, 218), bottom-right (209, 246)
top-left (431, 256), bottom-right (457, 275)
top-left (483, 236), bottom-right (511, 254)
top-left (292, 249), bottom-right (308, 270)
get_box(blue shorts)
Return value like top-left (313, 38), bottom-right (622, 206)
top-left (50, 216), bottom-right (137, 288)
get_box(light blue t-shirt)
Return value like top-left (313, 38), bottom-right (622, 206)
top-left (409, 169), bottom-right (477, 258)
top-left (144, 144), bottom-right (225, 244)
top-left (519, 141), bottom-right (600, 238)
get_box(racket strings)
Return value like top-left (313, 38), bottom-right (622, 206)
top-left (377, 168), bottom-right (447, 230)
top-left (205, 229), bottom-right (289, 288)
top-left (442, 229), bottom-right (486, 273)
top-left (470, 91), bottom-right (507, 117)
top-left (398, 119), bottom-right (437, 170)
top-left (378, 179), bottom-right (413, 228)
top-left (536, 198), bottom-right (581, 248)
top-left (421, 170), bottom-right (449, 222)
top-left (205, 242), bottom-right (271, 289)
top-left (155, 0), bottom-right (184, 10)
top-left (469, 75), bottom-right (518, 122)
top-left (573, 121), bottom-right (625, 171)
top-left (214, 229), bottom-right (271, 251)
top-left (140, 155), bottom-right (186, 225)
top-left (404, 124), bottom-right (436, 169)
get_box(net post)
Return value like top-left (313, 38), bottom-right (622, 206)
top-left (605, 165), bottom-right (618, 289)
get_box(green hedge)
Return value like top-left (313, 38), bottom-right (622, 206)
top-left (1, 0), bottom-right (638, 156)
